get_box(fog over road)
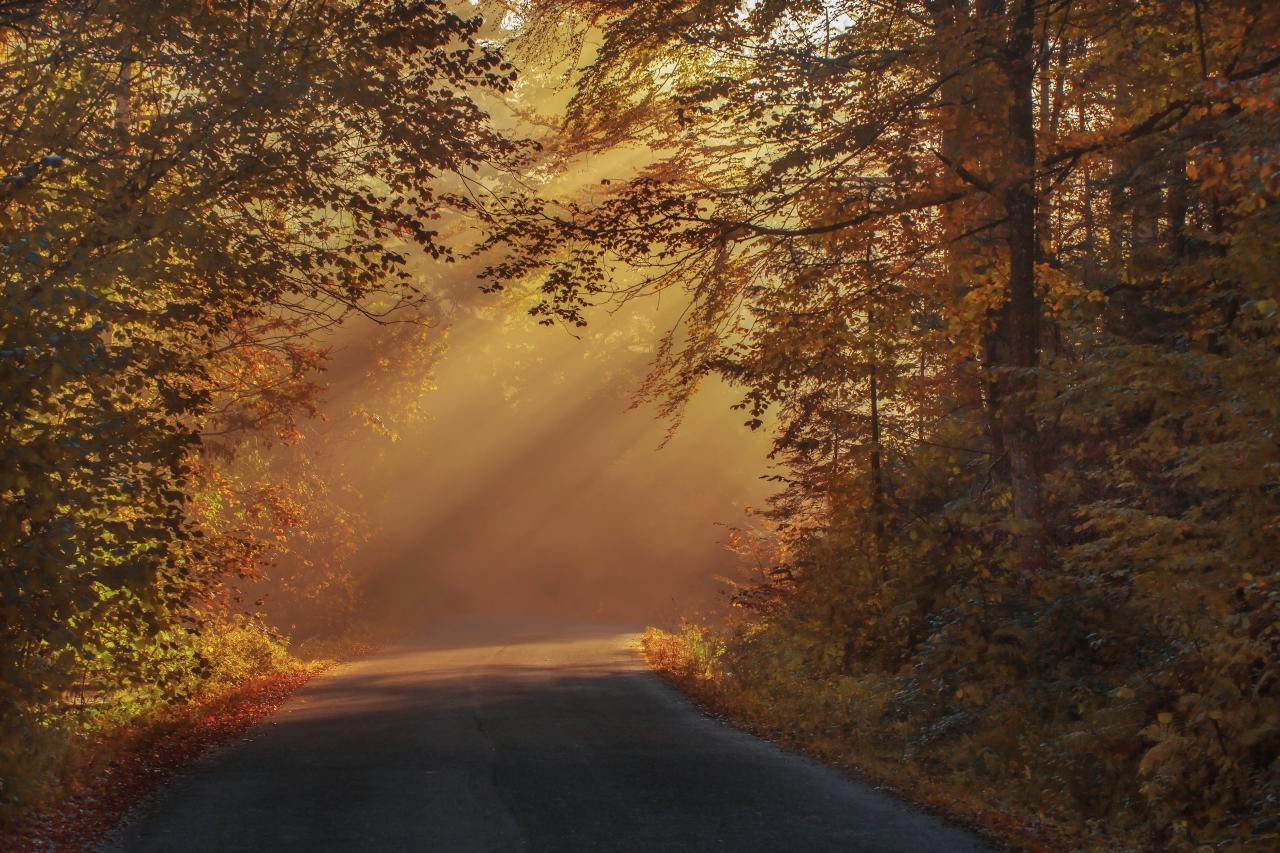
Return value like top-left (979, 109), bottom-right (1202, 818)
top-left (104, 622), bottom-right (994, 852)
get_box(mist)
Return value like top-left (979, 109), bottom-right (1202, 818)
top-left (249, 38), bottom-right (781, 634)
top-left (294, 286), bottom-right (772, 633)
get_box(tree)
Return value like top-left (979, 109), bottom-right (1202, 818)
top-left (1, 0), bottom-right (520, 792)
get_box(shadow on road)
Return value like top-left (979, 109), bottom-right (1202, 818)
top-left (103, 623), bottom-right (995, 853)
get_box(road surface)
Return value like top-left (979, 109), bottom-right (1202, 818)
top-left (104, 621), bottom-right (994, 852)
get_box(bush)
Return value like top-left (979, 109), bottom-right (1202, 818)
top-left (197, 619), bottom-right (299, 693)
top-left (0, 616), bottom-right (302, 830)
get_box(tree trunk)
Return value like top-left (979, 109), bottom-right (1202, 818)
top-left (868, 311), bottom-right (886, 578)
top-left (991, 0), bottom-right (1047, 570)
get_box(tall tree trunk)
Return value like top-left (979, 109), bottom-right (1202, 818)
top-left (991, 0), bottom-right (1047, 570)
top-left (932, 0), bottom-right (1012, 478)
top-left (1167, 161), bottom-right (1188, 258)
top-left (1081, 104), bottom-right (1099, 290)
top-left (868, 303), bottom-right (886, 578)
top-left (116, 49), bottom-right (133, 142)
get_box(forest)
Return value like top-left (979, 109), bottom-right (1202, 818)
top-left (2, 0), bottom-right (1278, 850)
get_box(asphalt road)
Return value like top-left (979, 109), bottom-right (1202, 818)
top-left (103, 621), bottom-right (995, 852)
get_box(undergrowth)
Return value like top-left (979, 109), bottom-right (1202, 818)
top-left (1, 618), bottom-right (373, 844)
top-left (643, 617), bottom-right (1278, 853)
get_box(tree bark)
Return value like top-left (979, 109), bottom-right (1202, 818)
top-left (991, 0), bottom-right (1047, 570)
top-left (868, 304), bottom-right (886, 578)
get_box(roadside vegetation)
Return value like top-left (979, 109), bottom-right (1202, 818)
top-left (9, 623), bottom-right (310, 850)
top-left (6, 617), bottom-right (377, 850)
